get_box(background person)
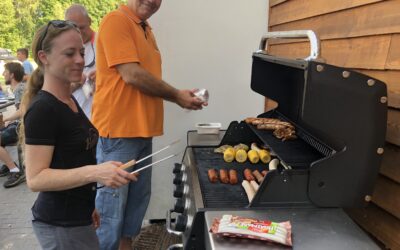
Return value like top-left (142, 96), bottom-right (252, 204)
top-left (65, 4), bottom-right (96, 119)
top-left (16, 48), bottom-right (34, 82)
top-left (92, 0), bottom-right (207, 249)
top-left (0, 62), bottom-right (26, 188)
top-left (21, 20), bottom-right (138, 249)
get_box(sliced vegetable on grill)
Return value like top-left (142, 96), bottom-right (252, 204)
top-left (250, 180), bottom-right (259, 191)
top-left (251, 143), bottom-right (271, 163)
top-left (269, 158), bottom-right (280, 170)
top-left (233, 143), bottom-right (249, 152)
top-left (242, 180), bottom-right (256, 202)
top-left (235, 149), bottom-right (248, 163)
top-left (223, 147), bottom-right (236, 162)
top-left (247, 149), bottom-right (260, 164)
top-left (214, 144), bottom-right (233, 154)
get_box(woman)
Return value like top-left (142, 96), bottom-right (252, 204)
top-left (21, 20), bottom-right (137, 249)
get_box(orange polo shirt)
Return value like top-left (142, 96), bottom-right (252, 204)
top-left (92, 5), bottom-right (163, 138)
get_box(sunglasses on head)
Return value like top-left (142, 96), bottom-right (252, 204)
top-left (38, 20), bottom-right (78, 51)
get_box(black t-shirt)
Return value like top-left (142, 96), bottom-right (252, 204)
top-left (24, 90), bottom-right (98, 227)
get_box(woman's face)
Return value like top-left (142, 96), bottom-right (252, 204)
top-left (43, 29), bottom-right (84, 84)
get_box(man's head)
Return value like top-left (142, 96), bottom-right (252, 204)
top-left (16, 48), bottom-right (29, 62)
top-left (128, 0), bottom-right (162, 21)
top-left (3, 62), bottom-right (24, 85)
top-left (65, 4), bottom-right (94, 44)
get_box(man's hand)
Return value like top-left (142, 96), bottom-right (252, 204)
top-left (92, 209), bottom-right (100, 229)
top-left (87, 70), bottom-right (96, 83)
top-left (70, 73), bottom-right (86, 93)
top-left (176, 89), bottom-right (208, 110)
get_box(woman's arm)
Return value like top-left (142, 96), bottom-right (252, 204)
top-left (4, 109), bottom-right (21, 123)
top-left (25, 144), bottom-right (137, 192)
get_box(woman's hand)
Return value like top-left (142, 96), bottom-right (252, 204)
top-left (94, 161), bottom-right (138, 188)
top-left (92, 209), bottom-right (100, 229)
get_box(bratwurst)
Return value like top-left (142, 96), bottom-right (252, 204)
top-left (219, 169), bottom-right (229, 184)
top-left (208, 169), bottom-right (218, 183)
top-left (229, 169), bottom-right (238, 185)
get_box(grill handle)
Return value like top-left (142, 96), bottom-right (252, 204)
top-left (258, 30), bottom-right (320, 61)
top-left (166, 209), bottom-right (183, 236)
top-left (167, 244), bottom-right (183, 250)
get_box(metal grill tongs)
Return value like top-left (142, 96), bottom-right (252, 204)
top-left (119, 139), bottom-right (180, 174)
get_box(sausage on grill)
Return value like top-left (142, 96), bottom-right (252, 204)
top-left (244, 168), bottom-right (255, 181)
top-left (208, 169), bottom-right (218, 183)
top-left (261, 170), bottom-right (268, 177)
top-left (252, 170), bottom-right (264, 183)
top-left (229, 169), bottom-right (238, 185)
top-left (219, 169), bottom-right (229, 184)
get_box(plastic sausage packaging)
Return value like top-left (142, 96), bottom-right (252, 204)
top-left (210, 214), bottom-right (292, 246)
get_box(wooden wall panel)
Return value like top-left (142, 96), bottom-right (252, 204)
top-left (386, 34), bottom-right (400, 69)
top-left (268, 35), bottom-right (391, 69)
top-left (356, 70), bottom-right (400, 92)
top-left (388, 91), bottom-right (400, 109)
top-left (386, 108), bottom-right (400, 146)
top-left (372, 175), bottom-right (400, 219)
top-left (269, 0), bottom-right (288, 7)
top-left (380, 143), bottom-right (400, 183)
top-left (269, 0), bottom-right (383, 26)
top-left (270, 1), bottom-right (400, 40)
top-left (268, 1), bottom-right (400, 248)
top-left (356, 70), bottom-right (400, 108)
top-left (346, 204), bottom-right (400, 250)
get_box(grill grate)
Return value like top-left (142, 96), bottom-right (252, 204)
top-left (193, 147), bottom-right (268, 208)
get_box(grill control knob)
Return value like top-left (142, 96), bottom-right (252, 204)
top-left (173, 198), bottom-right (185, 213)
top-left (173, 184), bottom-right (184, 198)
top-left (173, 184), bottom-right (189, 198)
top-left (173, 173), bottom-right (187, 185)
top-left (173, 163), bottom-right (183, 174)
top-left (175, 215), bottom-right (188, 232)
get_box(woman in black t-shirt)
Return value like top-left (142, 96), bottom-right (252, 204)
top-left (20, 20), bottom-right (138, 250)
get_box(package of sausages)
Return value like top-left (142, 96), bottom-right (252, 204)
top-left (210, 214), bottom-right (292, 246)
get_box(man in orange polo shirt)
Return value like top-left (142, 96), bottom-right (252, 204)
top-left (92, 0), bottom-right (206, 249)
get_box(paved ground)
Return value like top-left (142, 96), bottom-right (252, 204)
top-left (0, 147), bottom-right (40, 250)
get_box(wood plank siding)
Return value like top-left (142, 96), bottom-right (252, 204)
top-left (268, 0), bottom-right (400, 248)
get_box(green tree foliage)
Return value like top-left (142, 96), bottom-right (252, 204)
top-left (14, 0), bottom-right (39, 52)
top-left (0, 0), bottom-right (126, 53)
top-left (0, 0), bottom-right (18, 50)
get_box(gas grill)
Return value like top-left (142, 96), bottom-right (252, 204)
top-left (166, 31), bottom-right (386, 250)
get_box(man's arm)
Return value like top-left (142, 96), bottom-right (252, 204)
top-left (22, 61), bottom-right (34, 82)
top-left (116, 62), bottom-right (206, 110)
top-left (23, 75), bottom-right (30, 82)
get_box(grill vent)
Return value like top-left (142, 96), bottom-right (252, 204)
top-left (297, 129), bottom-right (334, 157)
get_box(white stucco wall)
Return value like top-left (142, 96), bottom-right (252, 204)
top-left (145, 0), bottom-right (269, 219)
